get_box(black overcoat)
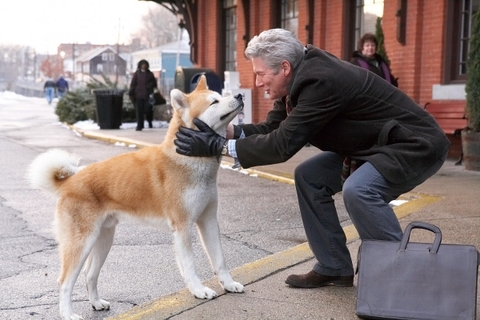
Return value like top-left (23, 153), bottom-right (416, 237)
top-left (235, 45), bottom-right (449, 184)
top-left (128, 69), bottom-right (157, 100)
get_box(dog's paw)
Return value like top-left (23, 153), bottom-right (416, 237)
top-left (223, 281), bottom-right (244, 293)
top-left (192, 286), bottom-right (218, 300)
top-left (91, 299), bottom-right (110, 311)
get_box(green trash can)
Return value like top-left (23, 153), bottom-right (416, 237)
top-left (93, 89), bottom-right (125, 129)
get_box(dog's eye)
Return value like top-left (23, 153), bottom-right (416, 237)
top-left (210, 100), bottom-right (219, 106)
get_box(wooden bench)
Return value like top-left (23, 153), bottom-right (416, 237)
top-left (424, 101), bottom-right (468, 135)
top-left (424, 101), bottom-right (468, 164)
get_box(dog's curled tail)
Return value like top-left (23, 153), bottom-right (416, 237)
top-left (27, 149), bottom-right (82, 195)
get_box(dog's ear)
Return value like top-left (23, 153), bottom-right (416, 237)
top-left (170, 89), bottom-right (188, 112)
top-left (194, 75), bottom-right (208, 91)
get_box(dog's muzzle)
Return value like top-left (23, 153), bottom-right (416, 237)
top-left (230, 93), bottom-right (244, 110)
top-left (221, 96), bottom-right (244, 121)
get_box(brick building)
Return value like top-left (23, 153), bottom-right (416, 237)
top-left (151, 0), bottom-right (478, 158)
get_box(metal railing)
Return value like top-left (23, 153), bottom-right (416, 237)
top-left (12, 79), bottom-right (44, 98)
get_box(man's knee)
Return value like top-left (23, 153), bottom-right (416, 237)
top-left (342, 181), bottom-right (359, 203)
top-left (294, 161), bottom-right (307, 182)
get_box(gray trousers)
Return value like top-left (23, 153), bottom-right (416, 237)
top-left (294, 151), bottom-right (446, 276)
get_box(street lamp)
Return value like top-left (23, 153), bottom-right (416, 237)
top-left (30, 50), bottom-right (36, 81)
top-left (176, 14), bottom-right (185, 68)
top-left (59, 51), bottom-right (65, 77)
top-left (72, 43), bottom-right (76, 88)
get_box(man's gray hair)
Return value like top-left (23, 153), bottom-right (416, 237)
top-left (245, 28), bottom-right (305, 74)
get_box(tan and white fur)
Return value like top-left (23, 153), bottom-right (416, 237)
top-left (27, 76), bottom-right (244, 320)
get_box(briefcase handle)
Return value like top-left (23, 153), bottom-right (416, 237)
top-left (399, 221), bottom-right (442, 253)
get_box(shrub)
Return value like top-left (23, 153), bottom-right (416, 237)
top-left (375, 17), bottom-right (390, 66)
top-left (54, 74), bottom-right (172, 125)
top-left (466, 9), bottom-right (480, 131)
top-left (55, 74), bottom-right (135, 125)
top-left (55, 89), bottom-right (95, 124)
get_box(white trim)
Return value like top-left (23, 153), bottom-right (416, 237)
top-left (432, 84), bottom-right (466, 100)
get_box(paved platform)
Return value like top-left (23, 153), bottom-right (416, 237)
top-left (73, 125), bottom-right (480, 320)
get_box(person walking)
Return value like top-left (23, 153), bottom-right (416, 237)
top-left (44, 79), bottom-right (56, 104)
top-left (351, 33), bottom-right (398, 87)
top-left (128, 60), bottom-right (157, 131)
top-left (56, 76), bottom-right (69, 99)
top-left (174, 28), bottom-right (449, 288)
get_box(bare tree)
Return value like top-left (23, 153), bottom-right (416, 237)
top-left (133, 5), bottom-right (179, 49)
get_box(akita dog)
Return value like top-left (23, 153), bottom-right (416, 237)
top-left (28, 75), bottom-right (244, 320)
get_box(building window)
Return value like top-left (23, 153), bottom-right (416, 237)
top-left (224, 0), bottom-right (237, 71)
top-left (281, 0), bottom-right (299, 36)
top-left (445, 0), bottom-right (480, 83)
top-left (97, 64), bottom-right (103, 73)
top-left (109, 53), bottom-right (115, 61)
top-left (102, 53), bottom-right (108, 61)
top-left (354, 0), bottom-right (384, 50)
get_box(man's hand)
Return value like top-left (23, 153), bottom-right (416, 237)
top-left (175, 118), bottom-right (226, 157)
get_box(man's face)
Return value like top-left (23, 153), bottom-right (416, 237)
top-left (140, 63), bottom-right (147, 71)
top-left (251, 57), bottom-right (290, 100)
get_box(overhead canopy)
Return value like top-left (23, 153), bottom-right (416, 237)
top-left (140, 0), bottom-right (198, 63)
top-left (140, 0), bottom-right (252, 65)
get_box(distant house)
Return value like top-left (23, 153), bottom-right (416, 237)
top-left (131, 37), bottom-right (193, 99)
top-left (75, 46), bottom-right (127, 86)
top-left (58, 40), bottom-right (142, 85)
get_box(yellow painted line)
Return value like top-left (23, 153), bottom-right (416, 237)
top-left (82, 131), bottom-right (156, 148)
top-left (68, 124), bottom-right (155, 149)
top-left (108, 192), bottom-right (442, 320)
top-left (221, 161), bottom-right (295, 185)
top-left (393, 193), bottom-right (441, 219)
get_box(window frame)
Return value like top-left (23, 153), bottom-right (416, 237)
top-left (224, 0), bottom-right (237, 72)
top-left (444, 0), bottom-right (479, 84)
top-left (342, 0), bottom-right (357, 60)
top-left (280, 0), bottom-right (299, 37)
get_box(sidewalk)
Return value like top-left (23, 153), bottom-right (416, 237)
top-left (74, 125), bottom-right (480, 319)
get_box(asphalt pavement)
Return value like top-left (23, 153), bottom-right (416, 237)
top-left (73, 124), bottom-right (480, 320)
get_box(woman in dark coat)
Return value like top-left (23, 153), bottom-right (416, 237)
top-left (175, 29), bottom-right (449, 289)
top-left (128, 59), bottom-right (157, 131)
top-left (351, 33), bottom-right (398, 87)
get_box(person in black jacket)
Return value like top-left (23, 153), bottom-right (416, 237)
top-left (351, 33), bottom-right (398, 87)
top-left (128, 59), bottom-right (157, 131)
top-left (174, 29), bottom-right (449, 289)
top-left (44, 79), bottom-right (56, 104)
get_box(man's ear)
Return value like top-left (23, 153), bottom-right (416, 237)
top-left (281, 60), bottom-right (292, 76)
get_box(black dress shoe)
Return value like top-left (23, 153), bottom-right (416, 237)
top-left (135, 127), bottom-right (142, 131)
top-left (285, 270), bottom-right (353, 288)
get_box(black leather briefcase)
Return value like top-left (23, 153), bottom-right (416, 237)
top-left (356, 221), bottom-right (479, 320)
